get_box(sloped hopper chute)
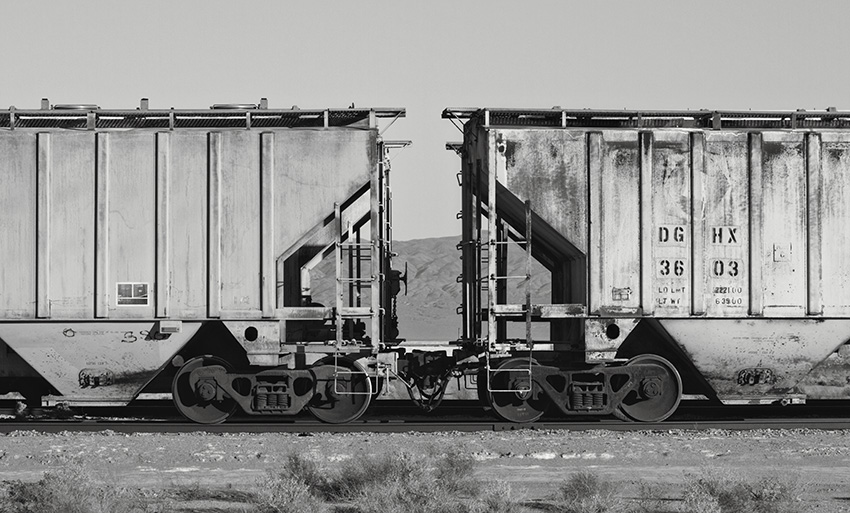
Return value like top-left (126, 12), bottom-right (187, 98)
top-left (493, 182), bottom-right (587, 341)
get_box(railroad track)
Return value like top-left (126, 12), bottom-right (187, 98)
top-left (2, 401), bottom-right (850, 434)
top-left (2, 418), bottom-right (850, 434)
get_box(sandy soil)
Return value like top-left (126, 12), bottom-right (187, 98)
top-left (0, 427), bottom-right (849, 511)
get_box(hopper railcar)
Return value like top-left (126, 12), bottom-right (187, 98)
top-left (0, 99), bottom-right (410, 424)
top-left (442, 107), bottom-right (850, 422)
top-left (3, 101), bottom-right (850, 425)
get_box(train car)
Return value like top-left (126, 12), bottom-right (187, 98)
top-left (441, 107), bottom-right (850, 422)
top-left (5, 102), bottom-right (850, 425)
top-left (0, 99), bottom-right (409, 424)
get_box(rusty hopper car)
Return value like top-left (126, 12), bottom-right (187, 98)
top-left (0, 99), bottom-right (409, 424)
top-left (441, 107), bottom-right (850, 422)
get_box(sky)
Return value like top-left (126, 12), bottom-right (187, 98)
top-left (3, 1), bottom-right (849, 240)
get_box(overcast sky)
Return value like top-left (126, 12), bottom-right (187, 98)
top-left (4, 1), bottom-right (849, 240)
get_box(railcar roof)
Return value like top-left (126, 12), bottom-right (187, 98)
top-left (443, 107), bottom-right (850, 130)
top-left (0, 101), bottom-right (405, 130)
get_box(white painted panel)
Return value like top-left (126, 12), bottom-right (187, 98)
top-left (760, 132), bottom-right (806, 315)
top-left (702, 133), bottom-right (750, 316)
top-left (275, 131), bottom-right (374, 256)
top-left (169, 133), bottom-right (208, 318)
top-left (0, 133), bottom-right (36, 318)
top-left (598, 131), bottom-right (640, 311)
top-left (220, 131), bottom-right (261, 313)
top-left (48, 133), bottom-right (95, 318)
top-left (649, 131), bottom-right (691, 316)
top-left (820, 132), bottom-right (850, 315)
top-left (106, 132), bottom-right (156, 318)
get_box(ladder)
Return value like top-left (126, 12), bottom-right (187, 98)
top-left (485, 199), bottom-right (534, 393)
top-left (333, 203), bottom-right (377, 351)
top-left (330, 202), bottom-right (377, 396)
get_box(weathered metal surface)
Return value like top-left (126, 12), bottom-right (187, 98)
top-left (701, 132), bottom-right (750, 316)
top-left (103, 132), bottom-right (157, 319)
top-left (819, 133), bottom-right (850, 315)
top-left (500, 130), bottom-right (588, 253)
top-left (595, 131), bottom-right (641, 313)
top-left (647, 131), bottom-right (691, 316)
top-left (660, 319), bottom-right (850, 398)
top-left (168, 132), bottom-right (209, 319)
top-left (219, 131), bottom-right (262, 315)
top-left (0, 322), bottom-right (201, 402)
top-left (585, 318), bottom-right (639, 362)
top-left (454, 107), bottom-right (850, 404)
top-left (760, 133), bottom-right (807, 316)
top-left (223, 320), bottom-right (280, 366)
top-left (473, 124), bottom-right (850, 322)
top-left (0, 133), bottom-right (36, 319)
top-left (0, 121), bottom-right (379, 321)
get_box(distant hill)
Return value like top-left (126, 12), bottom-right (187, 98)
top-left (308, 235), bottom-right (552, 341)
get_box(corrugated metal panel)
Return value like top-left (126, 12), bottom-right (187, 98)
top-left (219, 131), bottom-right (262, 316)
top-left (480, 124), bottom-right (850, 321)
top-left (168, 132), bottom-right (208, 319)
top-left (647, 131), bottom-right (692, 316)
top-left (103, 132), bottom-right (157, 319)
top-left (275, 130), bottom-right (375, 258)
top-left (760, 133), bottom-right (807, 316)
top-left (0, 133), bottom-right (36, 318)
top-left (48, 132), bottom-right (96, 318)
top-left (500, 130), bottom-right (588, 253)
top-left (594, 131), bottom-right (641, 313)
top-left (0, 126), bottom-right (378, 321)
top-left (820, 133), bottom-right (850, 315)
top-left (702, 132), bottom-right (750, 316)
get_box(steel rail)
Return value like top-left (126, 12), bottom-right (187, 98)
top-left (1, 417), bottom-right (850, 434)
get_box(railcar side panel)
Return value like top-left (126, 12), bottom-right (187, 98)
top-left (276, 130), bottom-right (374, 256)
top-left (218, 131), bottom-right (262, 316)
top-left (104, 132), bottom-right (157, 319)
top-left (648, 131), bottom-right (692, 316)
top-left (500, 130), bottom-right (588, 253)
top-left (592, 131), bottom-right (641, 314)
top-left (0, 132), bottom-right (36, 319)
top-left (820, 133), bottom-right (850, 315)
top-left (702, 132), bottom-right (750, 316)
top-left (48, 132), bottom-right (96, 319)
top-left (167, 132), bottom-right (209, 319)
top-left (759, 133), bottom-right (807, 316)
top-left (0, 128), bottom-right (377, 320)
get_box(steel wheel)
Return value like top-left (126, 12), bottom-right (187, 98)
top-left (485, 358), bottom-right (550, 423)
top-left (307, 356), bottom-right (372, 424)
top-left (615, 354), bottom-right (682, 422)
top-left (172, 355), bottom-right (237, 425)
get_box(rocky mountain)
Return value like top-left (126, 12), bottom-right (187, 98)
top-left (309, 235), bottom-right (553, 341)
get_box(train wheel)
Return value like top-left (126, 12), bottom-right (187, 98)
top-left (614, 354), bottom-right (682, 422)
top-left (172, 355), bottom-right (237, 425)
top-left (485, 358), bottom-right (550, 423)
top-left (307, 356), bottom-right (372, 424)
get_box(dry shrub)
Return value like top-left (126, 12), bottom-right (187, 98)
top-left (258, 450), bottom-right (521, 513)
top-left (683, 469), bottom-right (800, 513)
top-left (254, 472), bottom-right (328, 513)
top-left (331, 451), bottom-right (427, 501)
top-left (472, 479), bottom-right (522, 513)
top-left (0, 464), bottom-right (147, 513)
top-left (556, 471), bottom-right (624, 513)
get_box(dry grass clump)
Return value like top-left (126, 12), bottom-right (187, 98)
top-left (0, 464), bottom-right (149, 513)
top-left (682, 469), bottom-right (801, 513)
top-left (555, 471), bottom-right (624, 513)
top-left (254, 472), bottom-right (329, 513)
top-left (256, 451), bottom-right (520, 513)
